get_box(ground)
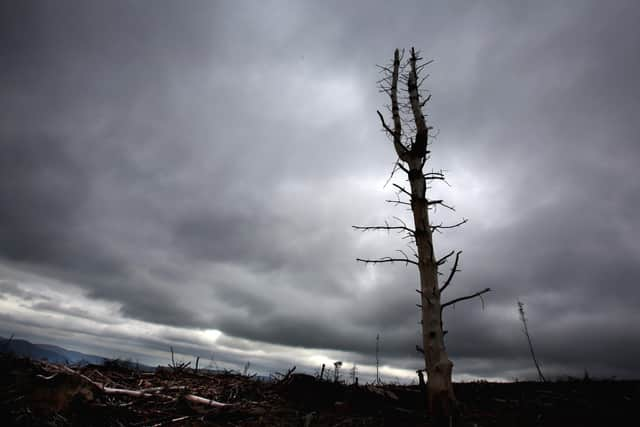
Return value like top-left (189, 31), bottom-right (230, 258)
top-left (1, 353), bottom-right (638, 426)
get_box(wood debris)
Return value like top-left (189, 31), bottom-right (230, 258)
top-left (1, 353), bottom-right (638, 426)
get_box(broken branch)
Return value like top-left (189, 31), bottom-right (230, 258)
top-left (352, 225), bottom-right (415, 235)
top-left (439, 251), bottom-right (462, 293)
top-left (377, 110), bottom-right (398, 137)
top-left (428, 200), bottom-right (456, 212)
top-left (392, 183), bottom-right (413, 198)
top-left (56, 366), bottom-right (229, 407)
top-left (356, 257), bottom-right (419, 267)
top-left (385, 198), bottom-right (412, 207)
top-left (436, 250), bottom-right (455, 266)
top-left (441, 288), bottom-right (491, 310)
top-left (431, 218), bottom-right (468, 232)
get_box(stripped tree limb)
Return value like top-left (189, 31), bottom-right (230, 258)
top-left (352, 225), bottom-right (415, 235)
top-left (385, 198), bottom-right (412, 207)
top-left (396, 161), bottom-right (410, 174)
top-left (382, 160), bottom-right (402, 188)
top-left (183, 394), bottom-right (229, 407)
top-left (441, 288), bottom-right (491, 311)
top-left (431, 218), bottom-right (468, 232)
top-left (439, 251), bottom-right (462, 293)
top-left (139, 385), bottom-right (188, 394)
top-left (376, 110), bottom-right (397, 137)
top-left (356, 257), bottom-right (419, 267)
top-left (392, 183), bottom-right (413, 198)
top-left (390, 49), bottom-right (409, 162)
top-left (436, 250), bottom-right (455, 266)
top-left (57, 366), bottom-right (229, 407)
top-left (428, 200), bottom-right (456, 212)
top-left (148, 416), bottom-right (191, 427)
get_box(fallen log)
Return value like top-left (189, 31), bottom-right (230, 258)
top-left (57, 365), bottom-right (229, 407)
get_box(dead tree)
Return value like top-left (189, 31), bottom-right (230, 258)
top-left (333, 361), bottom-right (343, 383)
top-left (354, 48), bottom-right (490, 419)
top-left (518, 300), bottom-right (546, 382)
top-left (375, 333), bottom-right (381, 384)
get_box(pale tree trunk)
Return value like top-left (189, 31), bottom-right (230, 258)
top-left (411, 164), bottom-right (456, 416)
top-left (404, 50), bottom-right (455, 417)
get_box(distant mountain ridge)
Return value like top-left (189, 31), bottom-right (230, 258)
top-left (1, 336), bottom-right (258, 376)
top-left (1, 336), bottom-right (106, 365)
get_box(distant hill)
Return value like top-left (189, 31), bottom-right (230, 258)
top-left (36, 343), bottom-right (106, 365)
top-left (0, 336), bottom-right (106, 365)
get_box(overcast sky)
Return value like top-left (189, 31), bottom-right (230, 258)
top-left (2, 0), bottom-right (639, 382)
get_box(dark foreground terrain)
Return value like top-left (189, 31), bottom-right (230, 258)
top-left (1, 353), bottom-right (638, 426)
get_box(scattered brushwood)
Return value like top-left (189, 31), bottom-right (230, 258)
top-left (0, 353), bottom-right (428, 426)
top-left (168, 346), bottom-right (191, 374)
top-left (1, 352), bottom-right (638, 426)
top-left (273, 365), bottom-right (297, 384)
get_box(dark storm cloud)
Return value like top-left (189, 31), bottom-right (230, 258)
top-left (0, 136), bottom-right (133, 281)
top-left (2, 0), bottom-right (640, 379)
top-left (0, 138), bottom-right (89, 265)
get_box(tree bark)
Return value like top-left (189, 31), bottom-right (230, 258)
top-left (410, 155), bottom-right (456, 417)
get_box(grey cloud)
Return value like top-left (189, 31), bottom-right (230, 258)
top-left (29, 301), bottom-right (111, 324)
top-left (0, 138), bottom-right (89, 265)
top-left (0, 280), bottom-right (51, 302)
top-left (1, 0), bottom-right (640, 380)
top-left (91, 275), bottom-right (203, 328)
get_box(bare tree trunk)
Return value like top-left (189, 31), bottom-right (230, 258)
top-left (381, 47), bottom-right (454, 416)
top-left (420, 214), bottom-right (453, 407)
top-left (355, 48), bottom-right (491, 422)
top-left (405, 48), bottom-right (455, 416)
top-left (409, 157), bottom-right (455, 417)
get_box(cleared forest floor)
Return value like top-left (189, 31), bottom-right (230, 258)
top-left (1, 353), bottom-right (637, 426)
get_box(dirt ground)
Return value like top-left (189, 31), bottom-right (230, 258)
top-left (1, 353), bottom-right (638, 426)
